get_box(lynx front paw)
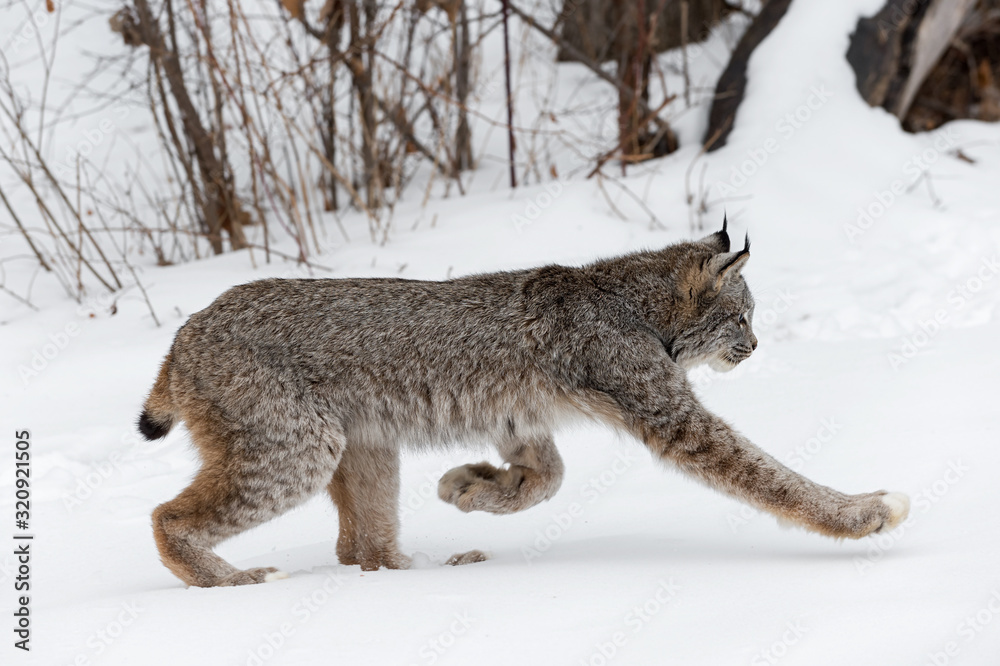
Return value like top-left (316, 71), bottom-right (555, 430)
top-left (877, 492), bottom-right (910, 532)
top-left (848, 491), bottom-right (910, 538)
top-left (438, 462), bottom-right (522, 514)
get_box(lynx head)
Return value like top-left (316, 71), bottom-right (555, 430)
top-left (669, 216), bottom-right (758, 372)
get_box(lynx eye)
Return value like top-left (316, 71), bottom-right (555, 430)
top-left (738, 313), bottom-right (747, 325)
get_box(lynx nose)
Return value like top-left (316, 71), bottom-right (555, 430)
top-left (750, 335), bottom-right (758, 351)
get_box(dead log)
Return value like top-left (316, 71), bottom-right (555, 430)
top-left (848, 0), bottom-right (999, 131)
top-left (847, 0), bottom-right (977, 121)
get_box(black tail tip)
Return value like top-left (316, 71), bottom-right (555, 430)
top-left (138, 410), bottom-right (171, 440)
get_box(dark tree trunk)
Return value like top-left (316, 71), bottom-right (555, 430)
top-left (556, 0), bottom-right (731, 64)
top-left (702, 0), bottom-right (794, 151)
top-left (616, 0), bottom-right (653, 159)
top-left (319, 2), bottom-right (346, 212)
top-left (132, 0), bottom-right (247, 253)
top-left (508, 0), bottom-right (678, 167)
top-left (453, 1), bottom-right (473, 172)
top-left (348, 0), bottom-right (381, 210)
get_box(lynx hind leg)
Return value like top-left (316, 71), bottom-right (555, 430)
top-left (438, 435), bottom-right (565, 515)
top-left (328, 444), bottom-right (411, 571)
top-left (153, 425), bottom-right (343, 588)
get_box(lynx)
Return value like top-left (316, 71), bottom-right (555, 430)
top-left (140, 218), bottom-right (909, 587)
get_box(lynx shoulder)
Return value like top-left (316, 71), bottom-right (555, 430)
top-left (140, 218), bottom-right (909, 587)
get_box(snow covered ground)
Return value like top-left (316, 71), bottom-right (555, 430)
top-left (3, 0), bottom-right (1000, 664)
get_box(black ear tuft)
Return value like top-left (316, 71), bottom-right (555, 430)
top-left (700, 213), bottom-right (730, 252)
top-left (719, 248), bottom-right (747, 274)
top-left (719, 232), bottom-right (750, 272)
top-left (701, 228), bottom-right (751, 295)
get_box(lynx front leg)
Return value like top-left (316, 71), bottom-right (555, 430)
top-left (438, 435), bottom-right (564, 515)
top-left (586, 332), bottom-right (909, 541)
top-left (328, 444), bottom-right (411, 571)
top-left (645, 413), bottom-right (909, 539)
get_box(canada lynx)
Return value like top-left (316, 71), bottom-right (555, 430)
top-left (140, 219), bottom-right (909, 587)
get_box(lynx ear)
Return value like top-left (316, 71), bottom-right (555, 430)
top-left (701, 233), bottom-right (750, 295)
top-left (699, 213), bottom-right (731, 253)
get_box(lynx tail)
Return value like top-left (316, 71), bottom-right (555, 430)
top-left (138, 352), bottom-right (175, 441)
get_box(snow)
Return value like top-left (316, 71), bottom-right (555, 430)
top-left (3, 0), bottom-right (1000, 665)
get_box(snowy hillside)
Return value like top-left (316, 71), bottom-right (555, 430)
top-left (3, 1), bottom-right (1000, 665)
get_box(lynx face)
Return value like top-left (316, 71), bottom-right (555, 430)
top-left (670, 229), bottom-right (758, 373)
top-left (694, 276), bottom-right (758, 372)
